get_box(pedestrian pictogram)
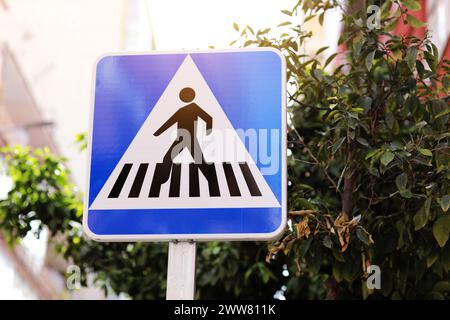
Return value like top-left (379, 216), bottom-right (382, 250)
top-left (84, 49), bottom-right (286, 241)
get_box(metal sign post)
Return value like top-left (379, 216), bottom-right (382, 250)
top-left (166, 241), bottom-right (197, 300)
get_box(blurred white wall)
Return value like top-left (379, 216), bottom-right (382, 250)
top-left (0, 249), bottom-right (38, 299)
top-left (147, 0), bottom-right (297, 50)
top-left (427, 0), bottom-right (450, 56)
top-left (0, 0), bottom-right (128, 186)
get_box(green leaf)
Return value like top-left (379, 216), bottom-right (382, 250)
top-left (365, 148), bottom-right (381, 160)
top-left (442, 75), bottom-right (449, 91)
top-left (406, 46), bottom-right (417, 70)
top-left (395, 221), bottom-right (406, 249)
top-left (318, 12), bottom-right (325, 26)
top-left (402, 0), bottom-right (421, 11)
top-left (324, 53), bottom-right (338, 68)
top-left (431, 43), bottom-right (439, 57)
top-left (385, 112), bottom-right (395, 130)
top-left (303, 14), bottom-right (316, 23)
top-left (356, 137), bottom-right (369, 146)
top-left (435, 108), bottom-right (450, 120)
top-left (400, 190), bottom-right (413, 198)
top-left (406, 14), bottom-right (426, 28)
top-left (438, 195), bottom-right (450, 212)
top-left (277, 21), bottom-right (291, 27)
top-left (433, 281), bottom-right (450, 292)
top-left (413, 209), bottom-right (427, 231)
top-left (316, 46), bottom-right (329, 55)
top-left (313, 69), bottom-right (323, 81)
top-left (442, 246), bottom-right (450, 273)
top-left (356, 228), bottom-right (370, 245)
top-left (350, 107), bottom-right (364, 113)
top-left (233, 22), bottom-right (239, 32)
top-left (323, 235), bottom-right (333, 248)
top-left (390, 141), bottom-right (404, 151)
top-left (332, 137), bottom-right (346, 155)
top-left (380, 150), bottom-right (394, 166)
top-left (243, 40), bottom-right (253, 47)
top-left (427, 252), bottom-right (439, 268)
top-left (257, 28), bottom-right (271, 35)
top-left (332, 262), bottom-right (345, 282)
top-left (426, 292), bottom-right (445, 300)
top-left (353, 39), bottom-right (364, 59)
top-left (384, 18), bottom-right (398, 32)
top-left (358, 96), bottom-right (372, 113)
top-left (281, 9), bottom-right (292, 16)
top-left (418, 148), bottom-right (432, 157)
top-left (366, 50), bottom-right (376, 71)
top-left (414, 197), bottom-right (432, 230)
top-left (416, 60), bottom-right (425, 78)
top-left (395, 173), bottom-right (408, 191)
top-left (424, 49), bottom-right (438, 72)
top-left (432, 215), bottom-right (450, 247)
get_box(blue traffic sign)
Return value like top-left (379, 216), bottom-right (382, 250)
top-left (83, 48), bottom-right (286, 241)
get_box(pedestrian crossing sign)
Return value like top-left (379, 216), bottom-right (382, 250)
top-left (83, 48), bottom-right (286, 241)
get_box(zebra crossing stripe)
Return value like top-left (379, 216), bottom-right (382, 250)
top-left (128, 163), bottom-right (149, 198)
top-left (222, 162), bottom-right (241, 197)
top-left (188, 163), bottom-right (220, 197)
top-left (239, 162), bottom-right (262, 196)
top-left (106, 162), bottom-right (265, 199)
top-left (108, 163), bottom-right (132, 198)
top-left (149, 162), bottom-right (171, 198)
top-left (169, 163), bottom-right (181, 198)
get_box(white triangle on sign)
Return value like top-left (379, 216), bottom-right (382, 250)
top-left (90, 55), bottom-right (280, 210)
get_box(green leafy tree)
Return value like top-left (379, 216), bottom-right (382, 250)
top-left (0, 147), bottom-right (295, 299)
top-left (1, 0), bottom-right (449, 299)
top-left (232, 0), bottom-right (449, 299)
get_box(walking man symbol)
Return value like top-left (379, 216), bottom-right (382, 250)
top-left (154, 87), bottom-right (212, 164)
top-left (150, 87), bottom-right (220, 198)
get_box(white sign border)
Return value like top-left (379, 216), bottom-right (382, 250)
top-left (83, 47), bottom-right (287, 242)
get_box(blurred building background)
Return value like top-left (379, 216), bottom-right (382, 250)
top-left (0, 0), bottom-right (448, 299)
top-left (0, 0), bottom-right (138, 300)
